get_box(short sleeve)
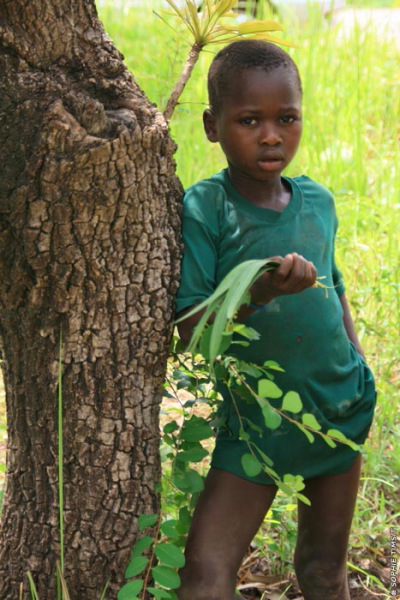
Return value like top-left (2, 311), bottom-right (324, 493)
top-left (175, 196), bottom-right (219, 315)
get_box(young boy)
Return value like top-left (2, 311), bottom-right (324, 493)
top-left (175, 40), bottom-right (376, 600)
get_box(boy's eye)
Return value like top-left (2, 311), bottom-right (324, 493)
top-left (280, 115), bottom-right (296, 124)
top-left (240, 117), bottom-right (257, 127)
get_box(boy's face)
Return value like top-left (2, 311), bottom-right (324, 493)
top-left (204, 66), bottom-right (302, 185)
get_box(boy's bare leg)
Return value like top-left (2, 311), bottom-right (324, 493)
top-left (178, 467), bottom-right (278, 600)
top-left (294, 455), bottom-right (362, 600)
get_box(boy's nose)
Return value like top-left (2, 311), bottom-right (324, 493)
top-left (259, 123), bottom-right (281, 146)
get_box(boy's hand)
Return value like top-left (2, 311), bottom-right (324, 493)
top-left (250, 253), bottom-right (317, 306)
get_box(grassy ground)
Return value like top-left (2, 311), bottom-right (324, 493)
top-left (0, 1), bottom-right (399, 598)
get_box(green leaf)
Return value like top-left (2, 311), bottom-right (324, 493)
top-left (236, 19), bottom-right (283, 34)
top-left (283, 473), bottom-right (305, 492)
top-left (263, 360), bottom-right (285, 372)
top-left (249, 33), bottom-right (297, 49)
top-left (164, 421), bottom-right (179, 433)
top-left (323, 435), bottom-right (337, 448)
top-left (241, 453), bottom-right (262, 477)
top-left (138, 514), bottom-right (158, 531)
top-left (183, 469), bottom-right (204, 493)
top-left (173, 468), bottom-right (204, 493)
top-left (297, 423), bottom-right (315, 444)
top-left (282, 391), bottom-right (302, 414)
top-left (117, 580), bottom-right (144, 600)
top-left (258, 379), bottom-right (283, 399)
top-left (152, 565), bottom-right (181, 590)
top-left (239, 363), bottom-right (263, 378)
top-left (199, 324), bottom-right (232, 360)
top-left (277, 481), bottom-right (295, 496)
top-left (181, 259), bottom-right (278, 358)
top-left (238, 427), bottom-right (250, 441)
top-left (261, 404), bottom-right (282, 430)
top-left (180, 416), bottom-right (213, 442)
top-left (255, 447), bottom-right (274, 467)
top-left (242, 417), bottom-right (263, 436)
top-left (176, 506), bottom-right (191, 535)
top-left (155, 543), bottom-right (186, 568)
top-left (327, 429), bottom-right (359, 451)
top-left (232, 323), bottom-right (260, 341)
top-left (296, 493), bottom-right (311, 506)
top-left (131, 535), bottom-right (153, 557)
top-left (161, 520), bottom-right (179, 539)
top-left (146, 588), bottom-right (177, 600)
top-left (302, 413), bottom-right (322, 431)
top-left (176, 446), bottom-right (208, 463)
top-left (163, 0), bottom-right (186, 21)
top-left (125, 556), bottom-right (149, 578)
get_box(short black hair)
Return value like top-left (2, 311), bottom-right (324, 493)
top-left (207, 39), bottom-right (302, 115)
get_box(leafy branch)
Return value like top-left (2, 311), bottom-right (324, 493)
top-left (175, 258), bottom-right (332, 368)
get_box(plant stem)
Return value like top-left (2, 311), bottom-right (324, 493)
top-left (58, 332), bottom-right (64, 577)
top-left (163, 42), bottom-right (202, 122)
top-left (141, 514), bottom-right (162, 600)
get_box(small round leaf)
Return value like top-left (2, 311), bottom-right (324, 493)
top-left (152, 565), bottom-right (181, 590)
top-left (155, 543), bottom-right (185, 568)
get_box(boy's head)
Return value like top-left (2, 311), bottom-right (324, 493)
top-left (207, 39), bottom-right (302, 116)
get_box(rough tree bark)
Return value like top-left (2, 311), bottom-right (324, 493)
top-left (0, 1), bottom-right (182, 598)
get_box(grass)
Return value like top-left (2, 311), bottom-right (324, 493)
top-left (0, 1), bottom-right (399, 598)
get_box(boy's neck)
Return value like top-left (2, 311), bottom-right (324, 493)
top-left (227, 169), bottom-right (291, 212)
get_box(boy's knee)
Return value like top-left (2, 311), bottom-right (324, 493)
top-left (178, 558), bottom-right (236, 600)
top-left (294, 555), bottom-right (348, 598)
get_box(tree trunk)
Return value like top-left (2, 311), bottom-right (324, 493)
top-left (0, 1), bottom-right (182, 598)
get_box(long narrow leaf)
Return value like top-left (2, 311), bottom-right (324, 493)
top-left (214, 0), bottom-right (239, 19)
top-left (58, 331), bottom-right (64, 576)
top-left (236, 20), bottom-right (284, 34)
top-left (175, 260), bottom-right (261, 324)
top-left (56, 563), bottom-right (71, 600)
top-left (206, 261), bottom-right (270, 361)
top-left (186, 300), bottom-right (221, 353)
top-left (99, 579), bottom-right (111, 600)
top-left (208, 289), bottom-right (250, 363)
top-left (164, 0), bottom-right (186, 21)
top-left (186, 1), bottom-right (201, 38)
top-left (207, 0), bottom-right (238, 31)
top-left (223, 260), bottom-right (276, 318)
top-left (27, 573), bottom-right (40, 600)
top-left (183, 259), bottom-right (280, 361)
top-left (249, 34), bottom-right (297, 48)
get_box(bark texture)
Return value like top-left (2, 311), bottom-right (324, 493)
top-left (0, 1), bottom-right (182, 598)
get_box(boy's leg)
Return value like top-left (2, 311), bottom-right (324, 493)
top-left (178, 467), bottom-right (278, 600)
top-left (294, 455), bottom-right (362, 600)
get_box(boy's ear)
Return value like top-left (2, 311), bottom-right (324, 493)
top-left (203, 109), bottom-right (219, 143)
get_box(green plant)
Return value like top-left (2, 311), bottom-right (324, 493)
top-left (159, 0), bottom-right (294, 119)
top-left (21, 333), bottom-right (110, 599)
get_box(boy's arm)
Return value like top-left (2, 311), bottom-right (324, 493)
top-left (177, 253), bottom-right (317, 346)
top-left (339, 293), bottom-right (365, 359)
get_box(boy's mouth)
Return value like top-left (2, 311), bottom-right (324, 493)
top-left (258, 154), bottom-right (284, 171)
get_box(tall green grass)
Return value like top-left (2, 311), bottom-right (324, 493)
top-left (98, 0), bottom-right (400, 590)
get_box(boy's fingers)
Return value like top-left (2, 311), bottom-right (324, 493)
top-left (275, 253), bottom-right (316, 289)
top-left (274, 253), bottom-right (294, 279)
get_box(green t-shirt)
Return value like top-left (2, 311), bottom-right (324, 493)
top-left (176, 169), bottom-right (376, 483)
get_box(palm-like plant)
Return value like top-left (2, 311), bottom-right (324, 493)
top-left (161, 0), bottom-right (294, 120)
